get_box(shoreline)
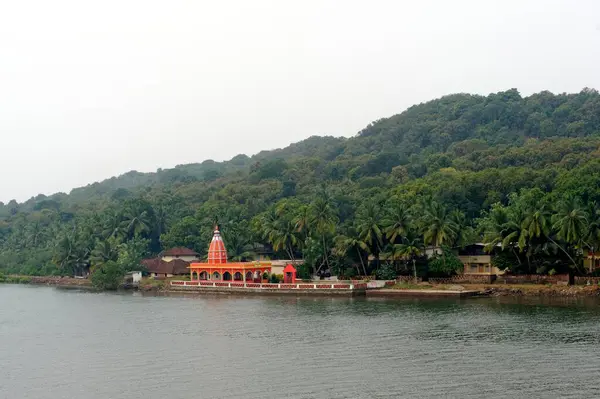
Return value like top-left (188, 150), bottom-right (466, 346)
top-left (475, 285), bottom-right (600, 297)
top-left (0, 276), bottom-right (93, 289)
top-left (374, 284), bottom-right (600, 298)
top-left (368, 289), bottom-right (480, 298)
top-left (5, 275), bottom-right (600, 298)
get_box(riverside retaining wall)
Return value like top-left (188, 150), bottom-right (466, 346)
top-left (169, 280), bottom-right (367, 296)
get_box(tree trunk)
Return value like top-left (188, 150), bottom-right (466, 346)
top-left (412, 258), bottom-right (417, 282)
top-left (322, 235), bottom-right (329, 271)
top-left (286, 244), bottom-right (296, 265)
top-left (511, 247), bottom-right (522, 265)
top-left (548, 237), bottom-right (580, 272)
top-left (353, 262), bottom-right (361, 276)
top-left (356, 247), bottom-right (367, 277)
top-left (315, 259), bottom-right (326, 275)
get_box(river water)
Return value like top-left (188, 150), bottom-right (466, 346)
top-left (1, 285), bottom-right (599, 399)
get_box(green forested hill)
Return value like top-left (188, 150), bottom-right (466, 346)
top-left (2, 88), bottom-right (600, 281)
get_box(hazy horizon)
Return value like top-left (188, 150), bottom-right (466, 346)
top-left (1, 0), bottom-right (600, 203)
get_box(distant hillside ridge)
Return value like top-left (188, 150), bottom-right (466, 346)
top-left (3, 87), bottom-right (599, 216)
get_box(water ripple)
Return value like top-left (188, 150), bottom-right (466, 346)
top-left (2, 286), bottom-right (600, 398)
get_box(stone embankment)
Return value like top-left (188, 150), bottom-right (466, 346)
top-left (478, 285), bottom-right (600, 297)
top-left (30, 276), bottom-right (91, 286)
top-left (368, 288), bottom-right (479, 298)
top-left (166, 280), bottom-right (367, 296)
top-left (373, 279), bottom-right (600, 298)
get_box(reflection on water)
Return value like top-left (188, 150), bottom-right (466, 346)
top-left (1, 285), bottom-right (599, 399)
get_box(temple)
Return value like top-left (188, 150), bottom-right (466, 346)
top-left (189, 226), bottom-right (271, 282)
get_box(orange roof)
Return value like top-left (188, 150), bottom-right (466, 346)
top-left (283, 264), bottom-right (296, 273)
top-left (207, 226), bottom-right (227, 264)
top-left (187, 223), bottom-right (273, 271)
top-left (189, 261), bottom-right (272, 270)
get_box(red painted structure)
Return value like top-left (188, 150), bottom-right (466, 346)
top-left (283, 264), bottom-right (297, 284)
top-left (189, 226), bottom-right (271, 282)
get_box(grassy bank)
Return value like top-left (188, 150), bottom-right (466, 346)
top-left (0, 274), bottom-right (91, 287)
top-left (0, 275), bottom-right (32, 284)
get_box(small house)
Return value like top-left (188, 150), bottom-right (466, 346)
top-left (160, 247), bottom-right (200, 263)
top-left (458, 243), bottom-right (503, 276)
top-left (142, 247), bottom-right (200, 278)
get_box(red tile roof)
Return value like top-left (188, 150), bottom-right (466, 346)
top-left (162, 247), bottom-right (199, 257)
top-left (142, 258), bottom-right (190, 275)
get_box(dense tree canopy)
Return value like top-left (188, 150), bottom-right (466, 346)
top-left (2, 88), bottom-right (600, 279)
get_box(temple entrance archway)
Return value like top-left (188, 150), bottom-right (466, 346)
top-left (245, 271), bottom-right (253, 281)
top-left (233, 272), bottom-right (243, 281)
top-left (254, 270), bottom-right (262, 283)
top-left (223, 272), bottom-right (232, 281)
top-left (212, 271), bottom-right (221, 280)
top-left (199, 271), bottom-right (208, 280)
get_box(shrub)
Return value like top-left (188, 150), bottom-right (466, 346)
top-left (376, 263), bottom-right (397, 280)
top-left (428, 248), bottom-right (463, 277)
top-left (3, 276), bottom-right (31, 284)
top-left (90, 261), bottom-right (124, 290)
top-left (296, 263), bottom-right (312, 279)
top-left (340, 268), bottom-right (357, 279)
top-left (139, 278), bottom-right (166, 290)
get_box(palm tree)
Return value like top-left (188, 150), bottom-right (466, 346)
top-left (309, 196), bottom-right (338, 274)
top-left (270, 219), bottom-right (299, 263)
top-left (355, 201), bottom-right (384, 261)
top-left (551, 196), bottom-right (588, 269)
top-left (254, 209), bottom-right (299, 263)
top-left (121, 201), bottom-right (153, 238)
top-left (293, 204), bottom-right (311, 240)
top-left (450, 209), bottom-right (474, 248)
top-left (382, 201), bottom-right (411, 244)
top-left (334, 230), bottom-right (369, 276)
top-left (53, 226), bottom-right (93, 276)
top-left (27, 220), bottom-right (45, 247)
top-left (154, 205), bottom-right (168, 238)
top-left (103, 209), bottom-right (124, 239)
top-left (522, 204), bottom-right (551, 241)
top-left (90, 237), bottom-right (120, 270)
top-left (225, 231), bottom-right (256, 262)
top-left (553, 197), bottom-right (588, 245)
top-left (585, 202), bottom-right (600, 273)
top-left (54, 233), bottom-right (77, 276)
top-left (520, 203), bottom-right (552, 271)
top-left (421, 201), bottom-right (457, 248)
top-left (395, 235), bottom-right (424, 281)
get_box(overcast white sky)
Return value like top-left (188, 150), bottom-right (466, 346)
top-left (1, 0), bottom-right (599, 203)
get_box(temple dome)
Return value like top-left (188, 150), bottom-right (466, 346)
top-left (207, 225), bottom-right (228, 264)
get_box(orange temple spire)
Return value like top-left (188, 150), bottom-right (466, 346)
top-left (189, 222), bottom-right (271, 282)
top-left (207, 225), bottom-right (228, 264)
